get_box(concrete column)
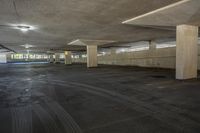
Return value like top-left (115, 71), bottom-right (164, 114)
top-left (110, 48), bottom-right (116, 55)
top-left (110, 48), bottom-right (117, 65)
top-left (149, 40), bottom-right (156, 52)
top-left (149, 40), bottom-right (157, 66)
top-left (176, 24), bottom-right (199, 80)
top-left (87, 45), bottom-right (97, 68)
top-left (0, 54), bottom-right (8, 63)
top-left (6, 54), bottom-right (12, 63)
top-left (49, 54), bottom-right (54, 63)
top-left (64, 51), bottom-right (72, 65)
top-left (54, 53), bottom-right (60, 64)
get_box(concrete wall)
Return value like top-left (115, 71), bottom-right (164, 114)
top-left (72, 47), bottom-right (200, 70)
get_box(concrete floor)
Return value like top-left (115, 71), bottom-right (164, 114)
top-left (0, 63), bottom-right (200, 133)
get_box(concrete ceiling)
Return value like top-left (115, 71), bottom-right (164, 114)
top-left (0, 0), bottom-right (181, 53)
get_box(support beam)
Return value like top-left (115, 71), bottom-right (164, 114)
top-left (122, 0), bottom-right (200, 27)
top-left (176, 24), bottom-right (199, 80)
top-left (64, 51), bottom-right (72, 65)
top-left (54, 53), bottom-right (60, 64)
top-left (87, 45), bottom-right (97, 68)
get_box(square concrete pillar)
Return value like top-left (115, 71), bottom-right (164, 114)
top-left (149, 40), bottom-right (157, 66)
top-left (6, 54), bottom-right (12, 63)
top-left (49, 54), bottom-right (54, 63)
top-left (149, 40), bottom-right (156, 51)
top-left (64, 51), bottom-right (72, 65)
top-left (110, 48), bottom-right (116, 55)
top-left (54, 53), bottom-right (60, 64)
top-left (87, 45), bottom-right (97, 68)
top-left (149, 40), bottom-right (156, 56)
top-left (176, 25), bottom-right (199, 80)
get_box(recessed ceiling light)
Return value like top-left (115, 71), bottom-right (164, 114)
top-left (9, 23), bottom-right (36, 33)
top-left (21, 44), bottom-right (35, 49)
top-left (17, 25), bottom-right (31, 32)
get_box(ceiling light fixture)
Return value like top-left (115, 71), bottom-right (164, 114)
top-left (17, 25), bottom-right (31, 32)
top-left (21, 44), bottom-right (35, 49)
top-left (8, 23), bottom-right (36, 33)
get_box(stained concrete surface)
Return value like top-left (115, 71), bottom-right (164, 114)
top-left (0, 63), bottom-right (200, 133)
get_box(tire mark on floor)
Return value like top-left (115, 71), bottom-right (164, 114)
top-left (48, 79), bottom-right (200, 132)
top-left (42, 76), bottom-right (82, 133)
top-left (45, 101), bottom-right (82, 133)
top-left (87, 114), bottom-right (147, 131)
top-left (11, 105), bottom-right (32, 133)
top-left (33, 104), bottom-right (62, 133)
